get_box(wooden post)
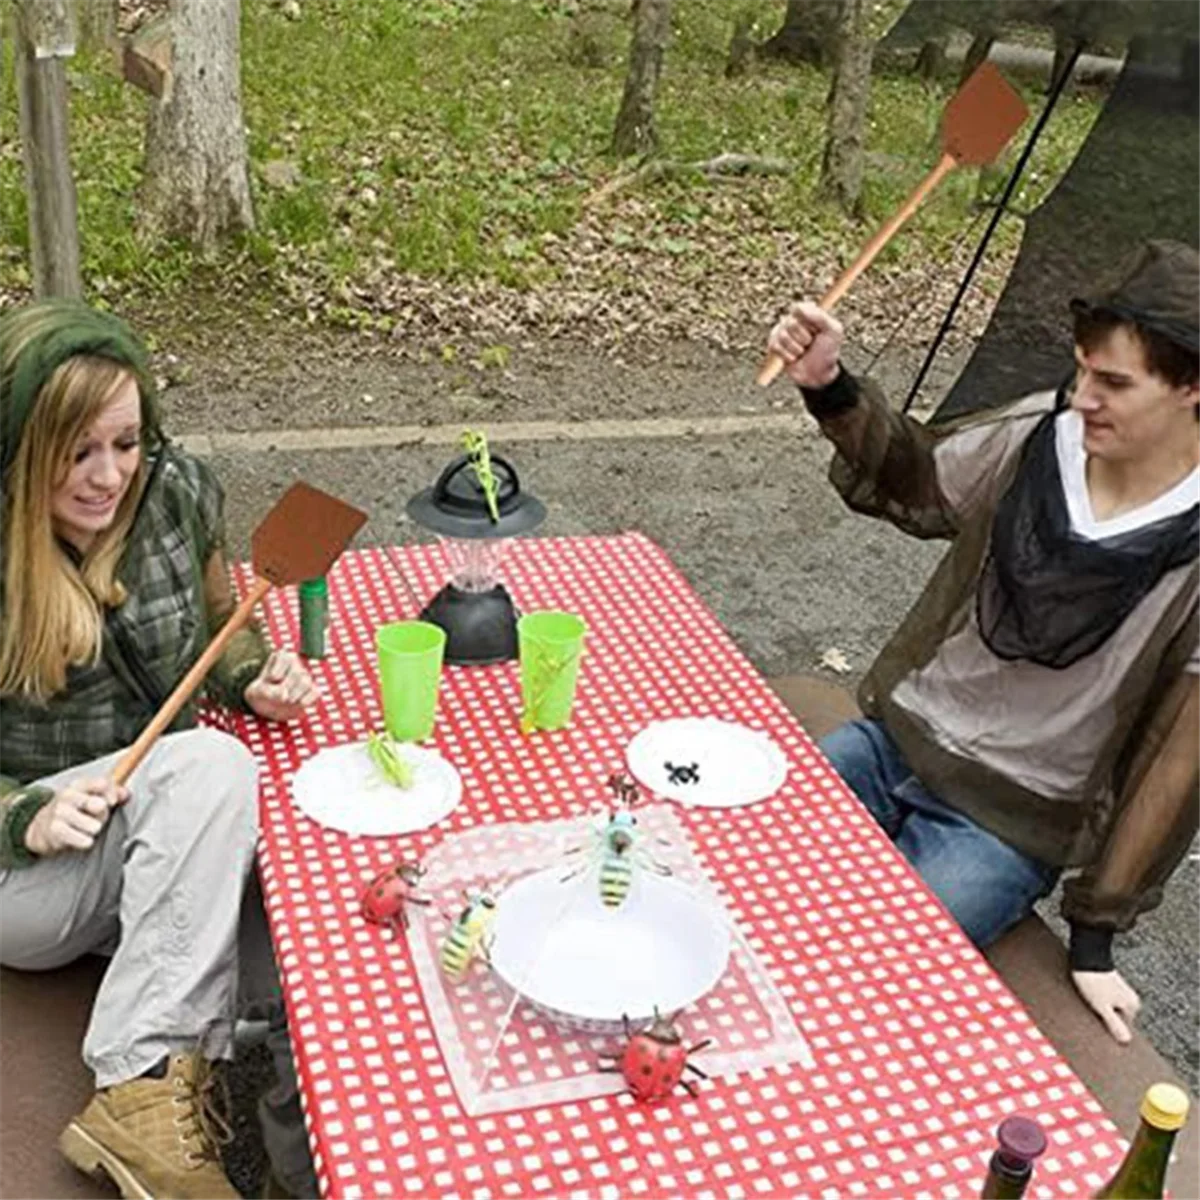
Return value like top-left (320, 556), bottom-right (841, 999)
top-left (15, 0), bottom-right (82, 299)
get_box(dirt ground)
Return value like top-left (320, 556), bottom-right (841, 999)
top-left (160, 328), bottom-right (1197, 1194)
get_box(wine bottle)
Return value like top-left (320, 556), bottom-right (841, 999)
top-left (1094, 1083), bottom-right (1189, 1199)
top-left (981, 1115), bottom-right (1047, 1198)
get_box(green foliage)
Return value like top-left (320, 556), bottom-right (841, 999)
top-left (0, 0), bottom-right (1104, 332)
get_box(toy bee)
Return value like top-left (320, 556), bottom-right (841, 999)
top-left (562, 774), bottom-right (670, 909)
top-left (439, 890), bottom-right (497, 983)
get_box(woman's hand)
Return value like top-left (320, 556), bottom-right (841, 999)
top-left (1072, 968), bottom-right (1142, 1043)
top-left (244, 649), bottom-right (318, 722)
top-left (766, 300), bottom-right (845, 389)
top-left (24, 778), bottom-right (128, 856)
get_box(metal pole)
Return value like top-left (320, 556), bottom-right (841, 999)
top-left (902, 40), bottom-right (1086, 415)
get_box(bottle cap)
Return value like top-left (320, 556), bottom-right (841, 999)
top-left (1141, 1083), bottom-right (1189, 1131)
top-left (299, 577), bottom-right (328, 595)
top-left (996, 1116), bottom-right (1047, 1164)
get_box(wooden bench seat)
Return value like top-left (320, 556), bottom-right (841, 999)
top-left (2, 674), bottom-right (1195, 1197)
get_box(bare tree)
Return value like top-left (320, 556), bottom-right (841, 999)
top-left (759, 0), bottom-right (840, 67)
top-left (958, 26), bottom-right (998, 86)
top-left (76, 0), bottom-right (119, 51)
top-left (137, 0), bottom-right (254, 253)
top-left (819, 0), bottom-right (874, 215)
top-left (14, 0), bottom-right (82, 298)
top-left (611, 0), bottom-right (672, 158)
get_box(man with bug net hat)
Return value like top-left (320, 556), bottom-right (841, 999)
top-left (765, 239), bottom-right (1198, 1046)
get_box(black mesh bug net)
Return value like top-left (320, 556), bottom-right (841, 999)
top-left (877, 0), bottom-right (1199, 421)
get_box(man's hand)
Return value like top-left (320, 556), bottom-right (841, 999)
top-left (24, 778), bottom-right (128, 856)
top-left (245, 649), bottom-right (318, 723)
top-left (1072, 968), bottom-right (1142, 1043)
top-left (766, 300), bottom-right (845, 389)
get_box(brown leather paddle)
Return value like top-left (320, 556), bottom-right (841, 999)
top-left (757, 61), bottom-right (1029, 387)
top-left (112, 482), bottom-right (367, 785)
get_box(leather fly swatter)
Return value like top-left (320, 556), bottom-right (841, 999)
top-left (757, 61), bottom-right (1029, 386)
top-left (112, 482), bottom-right (367, 785)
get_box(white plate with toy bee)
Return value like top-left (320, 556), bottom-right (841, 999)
top-left (487, 785), bottom-right (731, 1034)
top-left (290, 733), bottom-right (462, 836)
top-left (625, 717), bottom-right (788, 808)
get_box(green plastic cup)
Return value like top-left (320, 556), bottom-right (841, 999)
top-left (518, 611), bottom-right (587, 732)
top-left (375, 621), bottom-right (446, 742)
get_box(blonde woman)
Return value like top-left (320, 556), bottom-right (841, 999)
top-left (0, 301), bottom-right (316, 1198)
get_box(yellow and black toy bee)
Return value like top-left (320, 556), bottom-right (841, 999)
top-left (562, 774), bottom-right (670, 908)
top-left (439, 890), bottom-right (497, 983)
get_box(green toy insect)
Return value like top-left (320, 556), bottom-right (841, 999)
top-left (365, 730), bottom-right (414, 789)
top-left (461, 428), bottom-right (500, 523)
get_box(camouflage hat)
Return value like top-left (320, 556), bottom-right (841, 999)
top-left (1070, 239), bottom-right (1199, 353)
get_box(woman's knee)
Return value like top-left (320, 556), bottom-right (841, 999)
top-left (146, 728), bottom-right (260, 837)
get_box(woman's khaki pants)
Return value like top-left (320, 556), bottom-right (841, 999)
top-left (0, 727), bottom-right (318, 1197)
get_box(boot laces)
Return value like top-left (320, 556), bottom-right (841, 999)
top-left (172, 1057), bottom-right (234, 1169)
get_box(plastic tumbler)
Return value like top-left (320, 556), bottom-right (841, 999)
top-left (518, 611), bottom-right (587, 731)
top-left (376, 621), bottom-right (446, 741)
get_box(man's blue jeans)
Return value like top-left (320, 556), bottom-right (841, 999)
top-left (820, 719), bottom-right (1060, 948)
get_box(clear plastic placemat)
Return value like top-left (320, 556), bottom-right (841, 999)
top-left (409, 803), bottom-right (814, 1115)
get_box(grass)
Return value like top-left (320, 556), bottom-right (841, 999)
top-left (0, 0), bottom-right (1104, 332)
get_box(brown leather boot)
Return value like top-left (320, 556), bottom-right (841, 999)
top-left (59, 1051), bottom-right (238, 1199)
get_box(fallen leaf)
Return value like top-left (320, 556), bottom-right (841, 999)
top-left (819, 648), bottom-right (852, 674)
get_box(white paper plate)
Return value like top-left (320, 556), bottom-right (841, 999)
top-left (290, 741), bottom-right (462, 836)
top-left (626, 717), bottom-right (788, 808)
top-left (489, 867), bottom-right (730, 1032)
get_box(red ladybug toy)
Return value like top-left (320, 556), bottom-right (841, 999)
top-left (599, 1009), bottom-right (713, 1102)
top-left (360, 860), bottom-right (430, 934)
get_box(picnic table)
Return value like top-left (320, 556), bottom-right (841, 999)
top-left (220, 533), bottom-right (1129, 1200)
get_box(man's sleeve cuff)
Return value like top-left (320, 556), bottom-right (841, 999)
top-left (1069, 923), bottom-right (1115, 972)
top-left (799, 367), bottom-right (860, 419)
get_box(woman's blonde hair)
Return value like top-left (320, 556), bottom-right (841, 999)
top-left (0, 339), bottom-right (147, 702)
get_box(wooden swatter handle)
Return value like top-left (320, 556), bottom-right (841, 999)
top-left (757, 152), bottom-right (958, 387)
top-left (111, 575), bottom-right (272, 786)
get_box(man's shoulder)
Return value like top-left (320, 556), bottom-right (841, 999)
top-left (933, 389), bottom-right (1059, 439)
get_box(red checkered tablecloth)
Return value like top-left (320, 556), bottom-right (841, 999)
top-left (221, 533), bottom-right (1125, 1200)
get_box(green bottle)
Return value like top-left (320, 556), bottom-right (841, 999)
top-left (299, 577), bottom-right (328, 659)
top-left (1094, 1084), bottom-right (1189, 1199)
top-left (981, 1115), bottom-right (1046, 1199)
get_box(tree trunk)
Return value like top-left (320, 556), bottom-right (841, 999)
top-left (759, 0), bottom-right (840, 67)
top-left (958, 28), bottom-right (996, 86)
top-left (724, 9), bottom-right (756, 79)
top-left (76, 0), bottom-right (119, 51)
top-left (1047, 27), bottom-right (1083, 95)
top-left (913, 37), bottom-right (945, 80)
top-left (610, 0), bottom-right (671, 158)
top-left (14, 0), bottom-right (82, 298)
top-left (819, 0), bottom-right (873, 216)
top-left (138, 0), bottom-right (254, 253)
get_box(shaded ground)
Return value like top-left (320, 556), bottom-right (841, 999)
top-left (174, 329), bottom-right (1197, 1109)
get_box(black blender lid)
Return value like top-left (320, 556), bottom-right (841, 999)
top-left (407, 452), bottom-right (546, 539)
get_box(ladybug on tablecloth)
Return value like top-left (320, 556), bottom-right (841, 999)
top-left (599, 1009), bottom-right (713, 1102)
top-left (360, 860), bottom-right (431, 934)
